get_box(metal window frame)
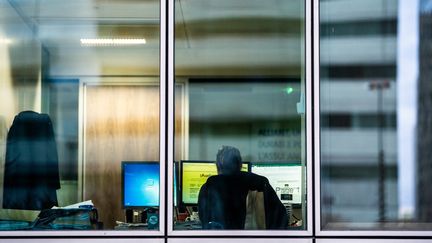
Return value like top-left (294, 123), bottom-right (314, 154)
top-left (0, 0), bottom-right (167, 237)
top-left (7, 0), bottom-right (432, 239)
top-left (166, 0), bottom-right (313, 237)
top-left (316, 240), bottom-right (432, 243)
top-left (316, 238), bottom-right (431, 243)
top-left (0, 240), bottom-right (163, 243)
top-left (168, 239), bottom-right (313, 243)
top-left (313, 0), bottom-right (432, 237)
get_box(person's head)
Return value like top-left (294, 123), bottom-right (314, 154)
top-left (215, 145), bottom-right (242, 175)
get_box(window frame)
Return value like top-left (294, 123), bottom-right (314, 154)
top-left (313, 0), bottom-right (432, 237)
top-left (168, 239), bottom-right (313, 243)
top-left (0, 0), bottom-right (166, 237)
top-left (166, 0), bottom-right (313, 237)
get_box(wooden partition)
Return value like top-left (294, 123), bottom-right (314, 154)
top-left (82, 82), bottom-right (184, 229)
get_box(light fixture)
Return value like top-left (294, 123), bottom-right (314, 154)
top-left (0, 38), bottom-right (12, 45)
top-left (80, 38), bottom-right (146, 46)
top-left (285, 87), bottom-right (294, 94)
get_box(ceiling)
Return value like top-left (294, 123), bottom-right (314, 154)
top-left (3, 0), bottom-right (304, 77)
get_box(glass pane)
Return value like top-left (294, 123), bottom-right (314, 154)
top-left (174, 0), bottom-right (306, 231)
top-left (320, 0), bottom-right (432, 231)
top-left (0, 0), bottom-right (160, 231)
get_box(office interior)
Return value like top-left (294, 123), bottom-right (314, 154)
top-left (3, 0), bottom-right (432, 241)
top-left (0, 0), bottom-right (306, 231)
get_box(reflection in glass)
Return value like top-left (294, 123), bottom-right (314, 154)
top-left (320, 0), bottom-right (432, 231)
top-left (174, 0), bottom-right (306, 230)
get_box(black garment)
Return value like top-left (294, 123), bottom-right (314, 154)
top-left (3, 111), bottom-right (60, 210)
top-left (198, 171), bottom-right (288, 229)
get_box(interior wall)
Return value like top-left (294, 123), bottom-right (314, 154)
top-left (0, 3), bottom-right (42, 221)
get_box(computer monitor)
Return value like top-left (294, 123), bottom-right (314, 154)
top-left (122, 161), bottom-right (160, 208)
top-left (181, 161), bottom-right (250, 205)
top-left (173, 161), bottom-right (179, 207)
top-left (251, 163), bottom-right (302, 205)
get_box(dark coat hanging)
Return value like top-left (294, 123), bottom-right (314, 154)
top-left (3, 111), bottom-right (60, 210)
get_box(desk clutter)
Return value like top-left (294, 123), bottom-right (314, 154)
top-left (0, 201), bottom-right (101, 230)
top-left (119, 208), bottom-right (159, 230)
top-left (115, 221), bottom-right (148, 230)
top-left (33, 206), bottom-right (100, 230)
top-left (0, 207), bottom-right (100, 230)
top-left (174, 207), bottom-right (202, 230)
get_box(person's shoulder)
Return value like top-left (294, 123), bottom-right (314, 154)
top-left (204, 175), bottom-right (220, 184)
top-left (205, 172), bottom-right (268, 184)
top-left (205, 174), bottom-right (240, 185)
top-left (242, 171), bottom-right (268, 182)
top-left (236, 171), bottom-right (270, 189)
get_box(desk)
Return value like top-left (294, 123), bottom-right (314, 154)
top-left (174, 221), bottom-right (202, 230)
top-left (114, 221), bottom-right (150, 230)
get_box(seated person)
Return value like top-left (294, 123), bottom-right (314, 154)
top-left (198, 146), bottom-right (288, 230)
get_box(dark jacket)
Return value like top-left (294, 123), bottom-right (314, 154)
top-left (198, 171), bottom-right (288, 229)
top-left (3, 111), bottom-right (60, 210)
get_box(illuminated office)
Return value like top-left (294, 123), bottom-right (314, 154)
top-left (0, 0), bottom-right (431, 242)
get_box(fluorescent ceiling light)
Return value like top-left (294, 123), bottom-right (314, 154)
top-left (80, 38), bottom-right (146, 46)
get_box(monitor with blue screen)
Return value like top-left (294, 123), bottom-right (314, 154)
top-left (174, 161), bottom-right (178, 207)
top-left (122, 162), bottom-right (160, 208)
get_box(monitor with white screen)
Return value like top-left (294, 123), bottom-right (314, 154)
top-left (251, 163), bottom-right (302, 205)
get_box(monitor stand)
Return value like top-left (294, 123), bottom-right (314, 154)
top-left (125, 209), bottom-right (147, 223)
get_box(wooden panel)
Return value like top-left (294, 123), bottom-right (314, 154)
top-left (84, 85), bottom-right (160, 229)
top-left (174, 85), bottom-right (184, 161)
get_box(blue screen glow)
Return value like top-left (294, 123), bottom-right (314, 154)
top-left (123, 162), bottom-right (160, 207)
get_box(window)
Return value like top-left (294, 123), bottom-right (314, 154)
top-left (319, 0), bottom-right (432, 233)
top-left (172, 0), bottom-right (309, 234)
top-left (0, 0), bottom-right (161, 233)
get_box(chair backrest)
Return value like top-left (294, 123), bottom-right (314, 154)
top-left (244, 190), bottom-right (266, 230)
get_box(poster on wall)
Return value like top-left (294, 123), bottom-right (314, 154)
top-left (251, 122), bottom-right (301, 162)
